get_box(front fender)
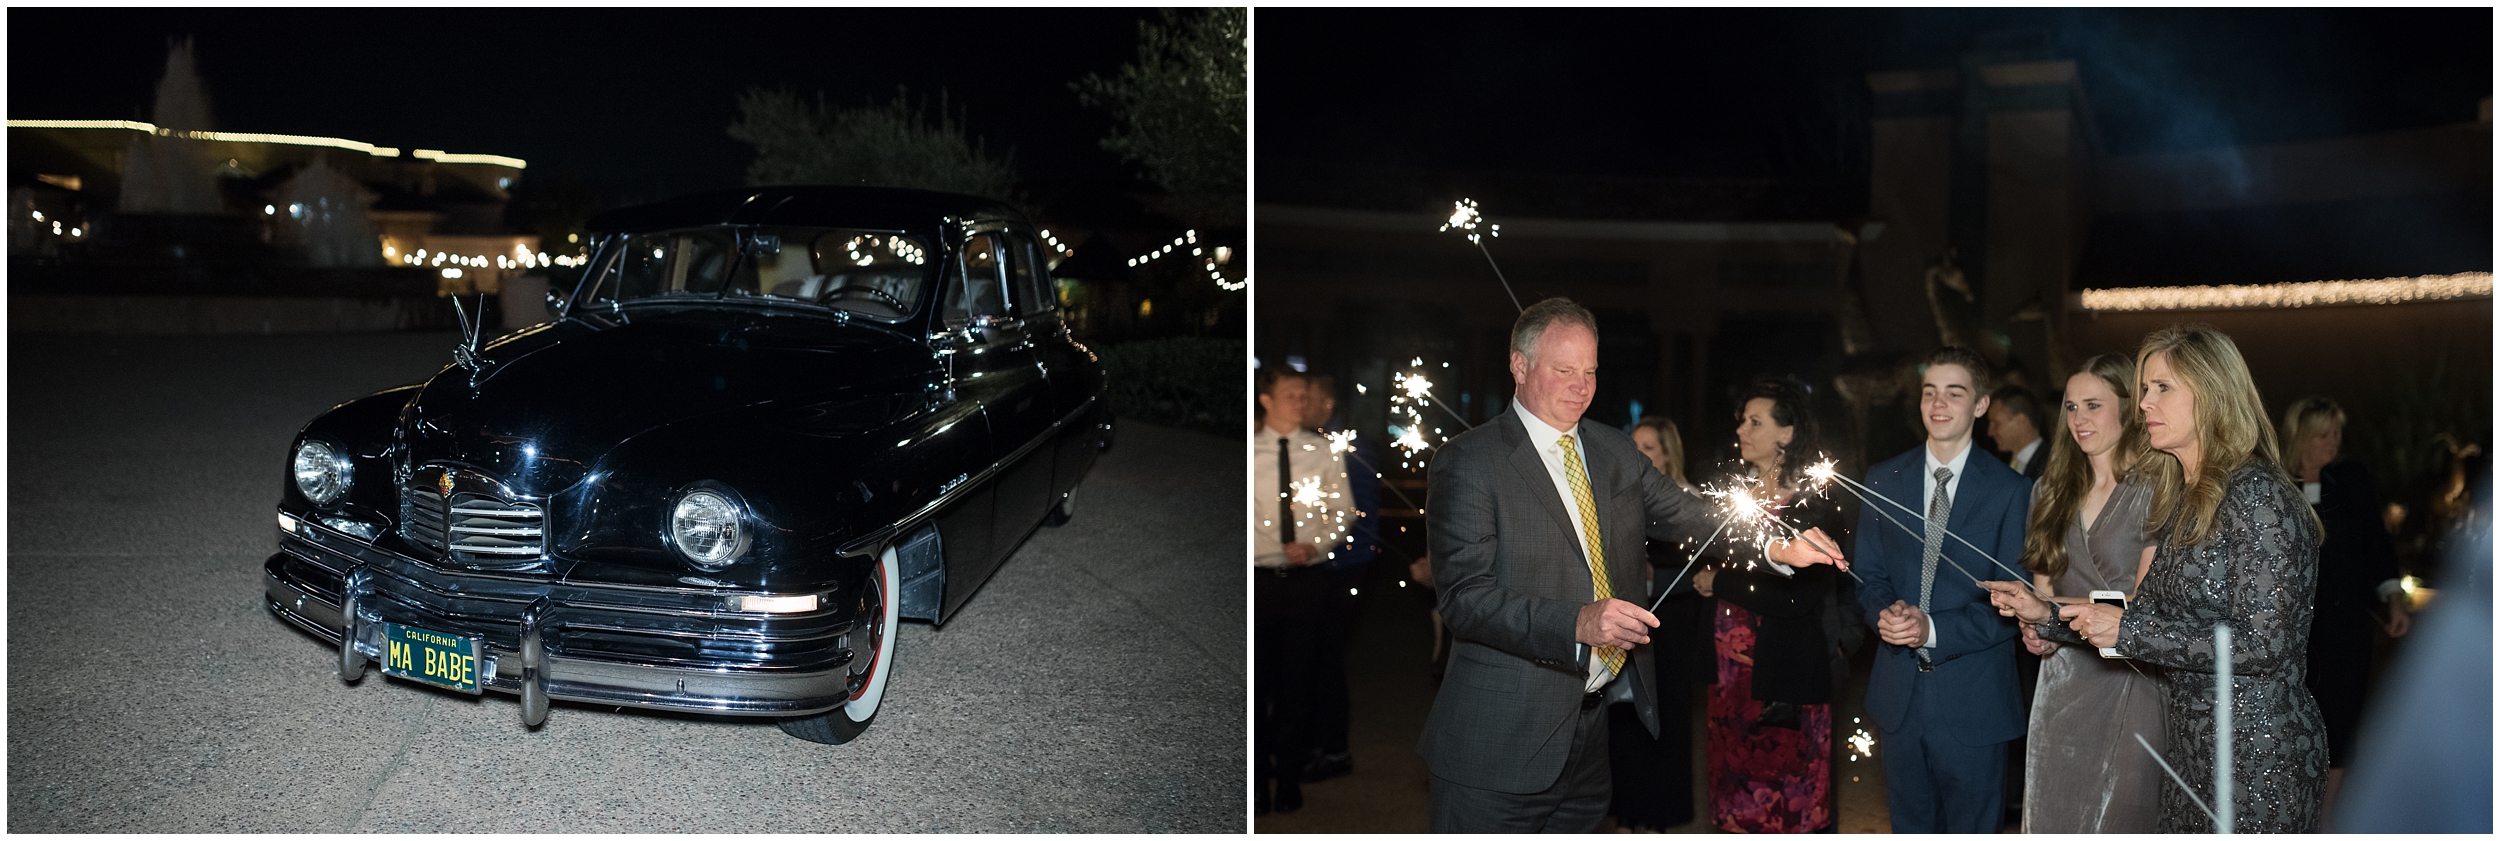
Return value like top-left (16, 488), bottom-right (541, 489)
top-left (554, 394), bottom-right (992, 593)
top-left (284, 384), bottom-right (422, 522)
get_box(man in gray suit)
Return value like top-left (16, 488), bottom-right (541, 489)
top-left (1420, 298), bottom-right (1847, 831)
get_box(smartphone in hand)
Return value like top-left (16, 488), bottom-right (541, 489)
top-left (2089, 590), bottom-right (2128, 659)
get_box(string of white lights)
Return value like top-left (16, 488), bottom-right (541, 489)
top-left (1036, 228), bottom-right (1076, 258)
top-left (1125, 228), bottom-right (1243, 291)
top-left (2076, 272), bottom-right (2491, 312)
top-left (7, 119), bottom-right (524, 168)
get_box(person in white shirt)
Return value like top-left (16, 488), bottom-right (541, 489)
top-left (1254, 369), bottom-right (1352, 814)
top-left (1852, 347), bottom-right (2033, 833)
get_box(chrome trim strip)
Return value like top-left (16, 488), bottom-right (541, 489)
top-left (451, 544), bottom-right (542, 555)
top-left (452, 506), bottom-right (542, 517)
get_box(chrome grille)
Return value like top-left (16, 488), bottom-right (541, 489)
top-left (401, 482), bottom-right (449, 550)
top-left (401, 478), bottom-right (544, 569)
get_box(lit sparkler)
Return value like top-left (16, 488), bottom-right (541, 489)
top-left (1291, 475), bottom-right (1327, 508)
top-left (1391, 425), bottom-right (1431, 457)
top-left (1325, 428), bottom-right (1359, 456)
top-left (1847, 728), bottom-right (1877, 761)
top-left (1438, 198), bottom-right (1521, 312)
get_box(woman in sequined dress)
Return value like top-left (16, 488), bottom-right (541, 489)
top-left (2039, 325), bottom-right (2327, 832)
top-left (1692, 377), bottom-right (1842, 833)
top-left (1981, 354), bottom-right (2166, 832)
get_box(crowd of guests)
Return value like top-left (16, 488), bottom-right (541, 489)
top-left (1258, 298), bottom-right (2466, 833)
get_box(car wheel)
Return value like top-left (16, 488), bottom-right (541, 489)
top-left (777, 545), bottom-right (899, 744)
top-left (1043, 487), bottom-right (1076, 527)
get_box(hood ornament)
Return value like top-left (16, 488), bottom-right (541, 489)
top-left (450, 294), bottom-right (489, 387)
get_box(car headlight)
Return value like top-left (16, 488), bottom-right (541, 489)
top-left (670, 489), bottom-right (750, 567)
top-left (292, 439), bottom-right (350, 506)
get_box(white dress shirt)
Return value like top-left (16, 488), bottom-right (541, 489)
top-left (1252, 425), bottom-right (1353, 569)
top-left (2010, 438), bottom-right (2042, 474)
top-left (1512, 399), bottom-right (1617, 692)
top-left (1916, 438), bottom-right (1977, 650)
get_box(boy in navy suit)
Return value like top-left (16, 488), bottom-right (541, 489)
top-left (1854, 347), bottom-right (2031, 832)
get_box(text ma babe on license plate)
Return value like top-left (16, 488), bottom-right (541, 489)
top-left (382, 622), bottom-right (482, 694)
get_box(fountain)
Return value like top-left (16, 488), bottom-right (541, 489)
top-left (116, 37), bottom-right (222, 215)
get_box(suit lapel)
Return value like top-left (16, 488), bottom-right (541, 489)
top-left (1501, 412), bottom-right (1589, 567)
top-left (1946, 462), bottom-right (1995, 579)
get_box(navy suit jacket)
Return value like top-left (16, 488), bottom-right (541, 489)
top-left (1852, 444), bottom-right (2031, 746)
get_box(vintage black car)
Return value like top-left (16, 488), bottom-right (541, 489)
top-left (264, 186), bottom-right (1109, 743)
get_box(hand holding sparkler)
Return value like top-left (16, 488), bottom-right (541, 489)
top-left (1876, 600), bottom-right (1930, 647)
top-left (1577, 598), bottom-right (1658, 649)
top-left (1766, 527), bottom-right (1849, 571)
top-left (2056, 602), bottom-right (2126, 649)
top-left (1980, 579), bottom-right (2059, 624)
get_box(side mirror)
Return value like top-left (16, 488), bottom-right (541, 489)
top-left (545, 288), bottom-right (570, 319)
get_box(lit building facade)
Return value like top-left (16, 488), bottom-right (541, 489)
top-left (7, 119), bottom-right (573, 291)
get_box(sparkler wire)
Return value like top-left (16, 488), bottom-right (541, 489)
top-left (2136, 733), bottom-right (2223, 828)
top-left (1650, 521), bottom-right (1727, 614)
top-left (1825, 473), bottom-right (2052, 601)
top-left (1833, 478), bottom-right (1989, 588)
top-left (1474, 239), bottom-right (1522, 313)
top-left (1402, 381), bottom-right (1476, 431)
top-left (2216, 624), bottom-right (2234, 833)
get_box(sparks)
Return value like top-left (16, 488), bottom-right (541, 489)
top-left (1803, 457), bottom-right (1840, 494)
top-left (1399, 372), bottom-right (1434, 401)
top-left (1291, 475), bottom-right (1326, 508)
top-left (1438, 198), bottom-right (1484, 242)
top-left (1391, 425), bottom-right (1431, 457)
top-left (1848, 728), bottom-right (1876, 759)
top-left (1326, 428), bottom-right (1358, 456)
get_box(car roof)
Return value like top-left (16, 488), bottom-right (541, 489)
top-left (586, 185), bottom-right (1024, 235)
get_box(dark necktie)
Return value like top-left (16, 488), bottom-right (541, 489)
top-left (1916, 466), bottom-right (1953, 671)
top-left (1278, 437), bottom-right (1295, 544)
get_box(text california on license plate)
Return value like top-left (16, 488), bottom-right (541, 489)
top-left (381, 622), bottom-right (484, 694)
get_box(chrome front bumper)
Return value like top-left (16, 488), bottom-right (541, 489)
top-left (266, 521), bottom-right (858, 724)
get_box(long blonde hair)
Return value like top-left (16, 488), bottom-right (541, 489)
top-left (2278, 396), bottom-right (2347, 478)
top-left (2022, 354), bottom-right (2145, 579)
top-left (2134, 324), bottom-right (2317, 545)
top-left (1635, 414), bottom-right (1689, 487)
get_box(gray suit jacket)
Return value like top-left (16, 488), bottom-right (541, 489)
top-left (1418, 408), bottom-right (1720, 793)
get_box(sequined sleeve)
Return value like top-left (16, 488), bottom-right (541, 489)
top-left (2115, 465), bottom-right (2320, 676)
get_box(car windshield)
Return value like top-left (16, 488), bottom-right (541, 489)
top-left (588, 226), bottom-right (932, 322)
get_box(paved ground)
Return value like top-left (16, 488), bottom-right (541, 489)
top-left (7, 330), bottom-right (1244, 832)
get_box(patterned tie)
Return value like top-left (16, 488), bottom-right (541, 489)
top-left (1278, 437), bottom-right (1295, 544)
top-left (1558, 433), bottom-right (1625, 676)
top-left (1916, 466), bottom-right (1954, 669)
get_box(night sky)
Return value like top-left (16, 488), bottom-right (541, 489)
top-left (9, 8), bottom-right (1165, 215)
top-left (1259, 8), bottom-right (2491, 188)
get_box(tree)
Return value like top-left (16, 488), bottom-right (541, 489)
top-left (1074, 8), bottom-right (1246, 229)
top-left (726, 86), bottom-right (1022, 203)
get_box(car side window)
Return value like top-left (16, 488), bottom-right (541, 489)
top-left (942, 232), bottom-right (1008, 328)
top-left (1002, 232), bottom-right (1052, 317)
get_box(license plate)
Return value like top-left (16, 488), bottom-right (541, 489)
top-left (381, 622), bottom-right (483, 694)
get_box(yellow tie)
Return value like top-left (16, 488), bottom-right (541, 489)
top-left (1559, 434), bottom-right (1625, 676)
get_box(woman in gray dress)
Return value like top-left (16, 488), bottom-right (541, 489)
top-left (2003, 325), bottom-right (2326, 832)
top-left (1985, 353), bottom-right (2167, 832)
